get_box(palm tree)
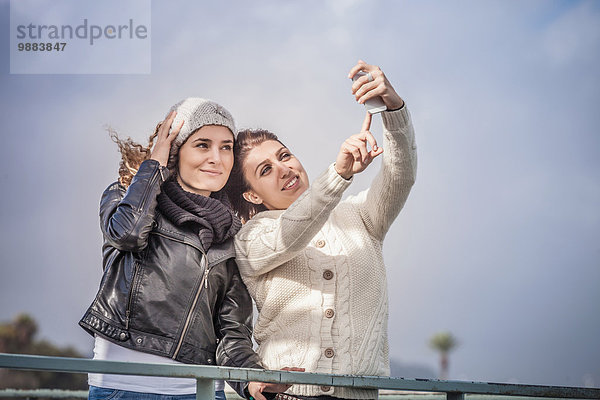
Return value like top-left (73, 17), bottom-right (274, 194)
top-left (429, 331), bottom-right (458, 380)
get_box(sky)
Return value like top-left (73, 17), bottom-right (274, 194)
top-left (1, 0), bottom-right (599, 389)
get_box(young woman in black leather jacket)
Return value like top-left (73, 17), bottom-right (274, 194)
top-left (80, 98), bottom-right (293, 400)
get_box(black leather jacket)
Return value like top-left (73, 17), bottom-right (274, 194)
top-left (79, 159), bottom-right (261, 395)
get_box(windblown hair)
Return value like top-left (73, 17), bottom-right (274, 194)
top-left (226, 128), bottom-right (284, 223)
top-left (107, 122), bottom-right (161, 188)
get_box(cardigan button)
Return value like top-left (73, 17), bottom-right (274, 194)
top-left (324, 348), bottom-right (335, 358)
top-left (323, 270), bottom-right (334, 280)
top-left (321, 386), bottom-right (331, 392)
top-left (325, 309), bottom-right (335, 318)
top-left (315, 239), bottom-right (326, 248)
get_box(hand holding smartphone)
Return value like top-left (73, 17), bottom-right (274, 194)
top-left (351, 71), bottom-right (387, 114)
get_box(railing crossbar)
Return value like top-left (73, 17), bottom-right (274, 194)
top-left (1, 353), bottom-right (598, 399)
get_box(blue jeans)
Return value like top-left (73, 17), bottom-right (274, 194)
top-left (88, 386), bottom-right (227, 400)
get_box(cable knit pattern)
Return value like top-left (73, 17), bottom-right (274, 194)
top-left (234, 107), bottom-right (416, 399)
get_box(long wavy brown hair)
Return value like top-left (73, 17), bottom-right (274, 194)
top-left (107, 122), bottom-right (162, 188)
top-left (225, 128), bottom-right (285, 223)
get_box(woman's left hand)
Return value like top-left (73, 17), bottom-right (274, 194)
top-left (247, 367), bottom-right (305, 400)
top-left (334, 112), bottom-right (384, 180)
top-left (348, 60), bottom-right (404, 110)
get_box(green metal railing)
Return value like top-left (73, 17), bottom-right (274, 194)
top-left (1, 353), bottom-right (599, 399)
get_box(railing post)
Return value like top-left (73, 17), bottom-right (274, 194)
top-left (196, 377), bottom-right (214, 400)
top-left (447, 392), bottom-right (465, 400)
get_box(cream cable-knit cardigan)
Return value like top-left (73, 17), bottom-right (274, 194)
top-left (234, 107), bottom-right (417, 399)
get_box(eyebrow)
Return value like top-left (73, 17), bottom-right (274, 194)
top-left (191, 138), bottom-right (234, 144)
top-left (254, 146), bottom-right (287, 176)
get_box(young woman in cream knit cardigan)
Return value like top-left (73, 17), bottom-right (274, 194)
top-left (227, 61), bottom-right (417, 400)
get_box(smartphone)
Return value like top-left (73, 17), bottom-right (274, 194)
top-left (351, 71), bottom-right (387, 114)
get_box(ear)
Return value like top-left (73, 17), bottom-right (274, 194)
top-left (243, 190), bottom-right (263, 205)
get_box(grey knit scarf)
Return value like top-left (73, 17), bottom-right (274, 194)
top-left (157, 179), bottom-right (241, 251)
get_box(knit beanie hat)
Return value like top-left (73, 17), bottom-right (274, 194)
top-left (166, 98), bottom-right (236, 170)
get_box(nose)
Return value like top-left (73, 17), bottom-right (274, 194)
top-left (274, 161), bottom-right (292, 179)
top-left (207, 146), bottom-right (221, 164)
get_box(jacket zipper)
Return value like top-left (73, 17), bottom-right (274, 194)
top-left (151, 231), bottom-right (210, 359)
top-left (125, 262), bottom-right (140, 331)
top-left (173, 256), bottom-right (209, 359)
top-left (152, 231), bottom-right (204, 254)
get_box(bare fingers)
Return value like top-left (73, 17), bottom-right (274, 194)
top-left (159, 112), bottom-right (183, 143)
top-left (346, 137), bottom-right (370, 164)
top-left (348, 60), bottom-right (404, 109)
top-left (169, 118), bottom-right (184, 141)
top-left (347, 59), bottom-right (368, 80)
top-left (342, 132), bottom-right (381, 166)
top-left (361, 112), bottom-right (372, 132)
top-left (351, 68), bottom-right (383, 96)
top-left (157, 111), bottom-right (175, 139)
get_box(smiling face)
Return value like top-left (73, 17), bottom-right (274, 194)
top-left (242, 140), bottom-right (309, 210)
top-left (176, 125), bottom-right (234, 196)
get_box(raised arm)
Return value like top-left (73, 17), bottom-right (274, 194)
top-left (100, 111), bottom-right (183, 252)
top-left (349, 60), bottom-right (417, 240)
top-left (360, 107), bottom-right (416, 240)
top-left (100, 159), bottom-right (168, 251)
top-left (235, 60), bottom-right (412, 276)
top-left (234, 164), bottom-right (352, 277)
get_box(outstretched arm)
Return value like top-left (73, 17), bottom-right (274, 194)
top-left (348, 60), bottom-right (417, 240)
top-left (236, 60), bottom-right (412, 276)
top-left (234, 164), bottom-right (352, 277)
top-left (235, 112), bottom-right (387, 277)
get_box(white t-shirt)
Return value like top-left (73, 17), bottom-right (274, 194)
top-left (88, 335), bottom-right (225, 394)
